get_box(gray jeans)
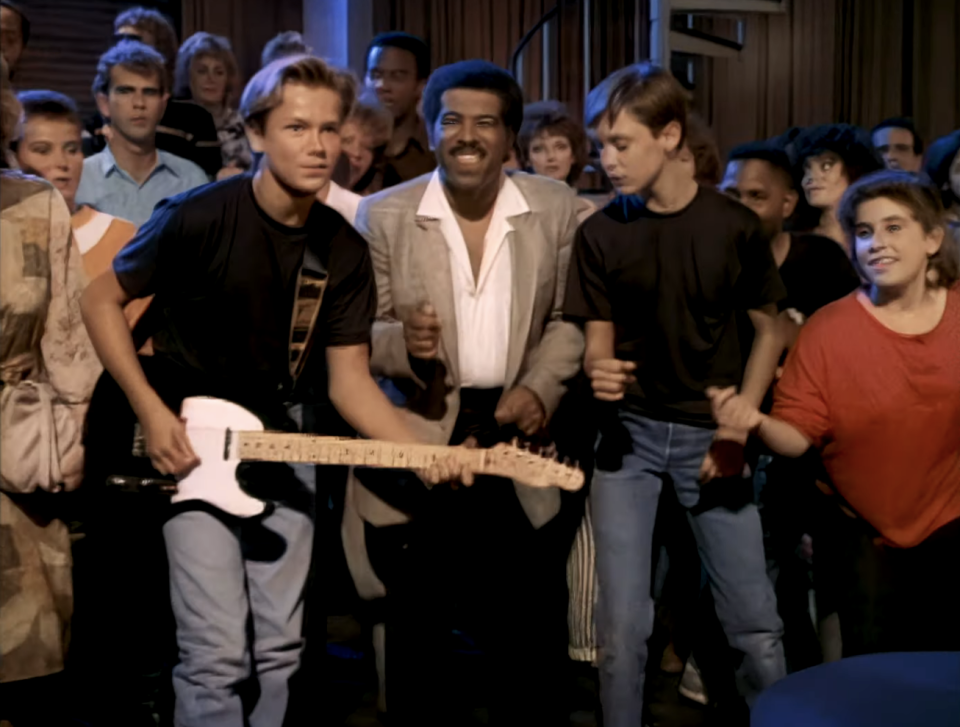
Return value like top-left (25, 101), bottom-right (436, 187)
top-left (163, 462), bottom-right (316, 727)
top-left (592, 410), bottom-right (785, 727)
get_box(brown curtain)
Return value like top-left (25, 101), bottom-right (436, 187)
top-left (910, 0), bottom-right (960, 143)
top-left (694, 0), bottom-right (839, 156)
top-left (181, 0), bottom-right (302, 87)
top-left (372, 0), bottom-right (553, 101)
top-left (371, 0), bottom-right (958, 156)
top-left (371, 0), bottom-right (647, 117)
top-left (833, 0), bottom-right (906, 130)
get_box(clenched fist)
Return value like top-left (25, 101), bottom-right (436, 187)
top-left (494, 386), bottom-right (546, 436)
top-left (587, 358), bottom-right (637, 402)
top-left (404, 302), bottom-right (441, 360)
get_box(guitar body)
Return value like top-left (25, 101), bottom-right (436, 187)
top-left (83, 361), bottom-right (282, 519)
top-left (176, 398), bottom-right (268, 518)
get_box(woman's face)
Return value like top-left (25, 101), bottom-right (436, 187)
top-left (16, 116), bottom-right (84, 212)
top-left (528, 131), bottom-right (575, 183)
top-left (802, 152), bottom-right (849, 211)
top-left (190, 54), bottom-right (228, 108)
top-left (853, 196), bottom-right (943, 290)
top-left (340, 119), bottom-right (376, 187)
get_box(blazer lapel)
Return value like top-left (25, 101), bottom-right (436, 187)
top-left (412, 216), bottom-right (460, 382)
top-left (504, 211), bottom-right (540, 387)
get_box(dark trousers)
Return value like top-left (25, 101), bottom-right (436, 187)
top-left (835, 515), bottom-right (960, 655)
top-left (384, 388), bottom-right (568, 727)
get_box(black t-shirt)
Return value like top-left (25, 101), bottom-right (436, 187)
top-left (564, 187), bottom-right (786, 426)
top-left (779, 233), bottom-right (861, 322)
top-left (113, 174), bottom-right (376, 423)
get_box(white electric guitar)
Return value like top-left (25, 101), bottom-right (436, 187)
top-left (112, 397), bottom-right (585, 518)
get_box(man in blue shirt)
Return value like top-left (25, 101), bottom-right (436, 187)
top-left (76, 42), bottom-right (208, 226)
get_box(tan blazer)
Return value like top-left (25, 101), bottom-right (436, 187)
top-left (348, 171), bottom-right (585, 543)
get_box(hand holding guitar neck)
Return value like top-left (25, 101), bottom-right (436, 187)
top-left (416, 445), bottom-right (476, 487)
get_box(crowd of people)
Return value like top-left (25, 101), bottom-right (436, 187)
top-left (0, 2), bottom-right (958, 726)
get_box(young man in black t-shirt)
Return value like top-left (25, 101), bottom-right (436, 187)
top-left (80, 55), bottom-right (464, 727)
top-left (721, 141), bottom-right (861, 329)
top-left (720, 140), bottom-right (862, 670)
top-left (563, 63), bottom-right (788, 726)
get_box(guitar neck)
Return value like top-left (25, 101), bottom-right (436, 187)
top-left (237, 431), bottom-right (487, 471)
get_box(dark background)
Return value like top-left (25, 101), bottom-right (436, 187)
top-left (12, 0), bottom-right (960, 156)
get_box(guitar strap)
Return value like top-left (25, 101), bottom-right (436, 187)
top-left (288, 244), bottom-right (329, 384)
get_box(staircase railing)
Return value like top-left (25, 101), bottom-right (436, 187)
top-left (509, 2), bottom-right (560, 101)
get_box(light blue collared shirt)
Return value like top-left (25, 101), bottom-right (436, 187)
top-left (76, 146), bottom-right (210, 227)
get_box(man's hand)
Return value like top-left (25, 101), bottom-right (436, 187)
top-left (139, 403), bottom-right (201, 477)
top-left (700, 390), bottom-right (758, 483)
top-left (494, 386), bottom-right (545, 436)
top-left (699, 426), bottom-right (750, 483)
top-left (587, 359), bottom-right (637, 402)
top-left (417, 437), bottom-right (477, 488)
top-left (404, 302), bottom-right (441, 360)
top-left (705, 387), bottom-right (764, 432)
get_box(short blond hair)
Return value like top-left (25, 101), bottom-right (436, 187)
top-left (240, 55), bottom-right (355, 133)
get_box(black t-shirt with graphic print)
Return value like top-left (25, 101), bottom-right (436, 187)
top-left (564, 186), bottom-right (786, 427)
top-left (113, 173), bottom-right (376, 426)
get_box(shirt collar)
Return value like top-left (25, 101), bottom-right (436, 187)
top-left (100, 145), bottom-right (178, 179)
top-left (393, 121), bottom-right (430, 158)
top-left (417, 170), bottom-right (531, 222)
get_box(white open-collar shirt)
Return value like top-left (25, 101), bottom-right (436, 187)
top-left (416, 171), bottom-right (530, 388)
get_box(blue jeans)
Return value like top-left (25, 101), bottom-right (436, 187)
top-left (163, 462), bottom-right (316, 727)
top-left (592, 410), bottom-right (785, 727)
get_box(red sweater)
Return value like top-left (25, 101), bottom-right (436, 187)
top-left (772, 286), bottom-right (960, 548)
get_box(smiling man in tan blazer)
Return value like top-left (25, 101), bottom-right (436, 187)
top-left (350, 60), bottom-right (584, 727)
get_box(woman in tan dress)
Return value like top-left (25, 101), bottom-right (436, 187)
top-left (0, 59), bottom-right (101, 713)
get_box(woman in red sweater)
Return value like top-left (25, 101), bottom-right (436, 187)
top-left (708, 170), bottom-right (960, 656)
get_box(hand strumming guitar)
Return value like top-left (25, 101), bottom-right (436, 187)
top-left (140, 402), bottom-right (201, 477)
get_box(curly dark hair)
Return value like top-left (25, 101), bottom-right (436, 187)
top-left (365, 32), bottom-right (430, 80)
top-left (792, 124), bottom-right (883, 185)
top-left (839, 170), bottom-right (958, 289)
top-left (518, 101), bottom-right (590, 185)
top-left (422, 60), bottom-right (524, 138)
top-left (728, 138), bottom-right (797, 189)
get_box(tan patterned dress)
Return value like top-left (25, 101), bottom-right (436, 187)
top-left (0, 171), bottom-right (101, 683)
